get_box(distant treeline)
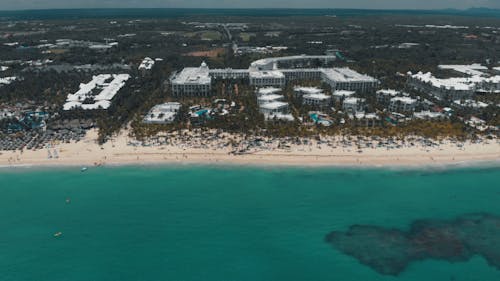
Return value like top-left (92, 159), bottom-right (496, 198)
top-left (1, 8), bottom-right (500, 20)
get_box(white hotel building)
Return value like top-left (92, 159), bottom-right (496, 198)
top-left (170, 55), bottom-right (378, 96)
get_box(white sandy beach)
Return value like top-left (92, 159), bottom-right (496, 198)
top-left (0, 129), bottom-right (499, 168)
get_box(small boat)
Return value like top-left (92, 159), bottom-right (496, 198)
top-left (53, 232), bottom-right (62, 238)
top-left (81, 167), bottom-right (88, 172)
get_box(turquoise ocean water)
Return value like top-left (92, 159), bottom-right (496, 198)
top-left (0, 165), bottom-right (499, 281)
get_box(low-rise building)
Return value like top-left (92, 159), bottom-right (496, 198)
top-left (302, 93), bottom-right (332, 107)
top-left (322, 68), bottom-right (379, 92)
top-left (63, 74), bottom-right (130, 110)
top-left (407, 72), bottom-right (475, 100)
top-left (413, 111), bottom-right (446, 120)
top-left (257, 94), bottom-right (284, 105)
top-left (389, 97), bottom-right (418, 113)
top-left (257, 87), bottom-right (281, 96)
top-left (453, 99), bottom-right (489, 109)
top-left (143, 102), bottom-right (182, 124)
top-left (343, 97), bottom-right (366, 113)
top-left (376, 89), bottom-right (400, 103)
top-left (259, 101), bottom-right (289, 116)
top-left (293, 86), bottom-right (323, 98)
top-left (332, 90), bottom-right (355, 102)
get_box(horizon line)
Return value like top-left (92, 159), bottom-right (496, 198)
top-left (0, 7), bottom-right (496, 12)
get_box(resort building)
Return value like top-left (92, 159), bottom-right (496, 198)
top-left (332, 90), bottom-right (356, 102)
top-left (350, 112), bottom-right (380, 127)
top-left (143, 102), bottom-right (182, 124)
top-left (302, 93), bottom-right (332, 107)
top-left (407, 72), bottom-right (475, 100)
top-left (249, 70), bottom-right (286, 87)
top-left (139, 57), bottom-right (155, 71)
top-left (171, 62), bottom-right (212, 97)
top-left (257, 94), bottom-right (285, 105)
top-left (453, 99), bottom-right (489, 109)
top-left (413, 111), bottom-right (446, 120)
top-left (293, 86), bottom-right (324, 98)
top-left (259, 101), bottom-right (289, 115)
top-left (321, 68), bottom-right (379, 92)
top-left (407, 65), bottom-right (500, 99)
top-left (63, 74), bottom-right (130, 110)
top-left (343, 97), bottom-right (366, 113)
top-left (388, 97), bottom-right (418, 113)
top-left (170, 55), bottom-right (378, 96)
top-left (257, 87), bottom-right (281, 96)
top-left (376, 89), bottom-right (400, 104)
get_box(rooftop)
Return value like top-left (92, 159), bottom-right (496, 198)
top-left (453, 99), bottom-right (489, 108)
top-left (333, 90), bottom-right (356, 97)
top-left (144, 102), bottom-right (182, 123)
top-left (390, 97), bottom-right (418, 104)
top-left (139, 57), bottom-right (155, 70)
top-left (438, 64), bottom-right (488, 76)
top-left (376, 89), bottom-right (400, 96)
top-left (260, 101), bottom-right (288, 110)
top-left (409, 72), bottom-right (475, 91)
top-left (171, 62), bottom-right (211, 85)
top-left (257, 87), bottom-right (281, 96)
top-left (63, 74), bottom-right (130, 110)
top-left (323, 67), bottom-right (378, 83)
top-left (303, 93), bottom-right (331, 100)
top-left (250, 54), bottom-right (337, 70)
top-left (258, 94), bottom-right (284, 102)
top-left (250, 70), bottom-right (285, 79)
top-left (294, 86), bottom-right (323, 95)
top-left (344, 97), bottom-right (366, 104)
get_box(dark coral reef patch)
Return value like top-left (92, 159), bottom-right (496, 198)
top-left (325, 213), bottom-right (500, 276)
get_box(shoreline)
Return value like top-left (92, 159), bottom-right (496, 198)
top-left (0, 129), bottom-right (499, 169)
top-left (0, 158), bottom-right (499, 171)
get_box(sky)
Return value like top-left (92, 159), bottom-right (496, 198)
top-left (1, 0), bottom-right (500, 11)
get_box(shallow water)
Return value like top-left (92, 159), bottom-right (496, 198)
top-left (0, 165), bottom-right (499, 281)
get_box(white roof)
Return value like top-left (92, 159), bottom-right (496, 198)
top-left (410, 72), bottom-right (475, 91)
top-left (390, 97), bottom-right (417, 104)
top-left (343, 97), bottom-right (365, 104)
top-left (0, 66), bottom-right (8, 72)
top-left (322, 67), bottom-right (378, 83)
top-left (171, 62), bottom-right (211, 85)
top-left (265, 113), bottom-right (294, 121)
top-left (438, 64), bottom-right (488, 76)
top-left (250, 55), bottom-right (336, 70)
top-left (333, 90), bottom-right (355, 97)
top-left (258, 94), bottom-right (284, 102)
top-left (303, 93), bottom-right (331, 100)
top-left (260, 101), bottom-right (288, 110)
top-left (257, 87), bottom-right (281, 95)
top-left (376, 89), bottom-right (400, 96)
top-left (453, 99), bottom-right (489, 108)
top-left (63, 74), bottom-right (130, 110)
top-left (144, 102), bottom-right (182, 123)
top-left (414, 111), bottom-right (444, 119)
top-left (354, 112), bottom-right (379, 119)
top-left (139, 57), bottom-right (155, 70)
top-left (294, 86), bottom-right (323, 95)
top-left (0, 76), bottom-right (17, 85)
top-left (250, 70), bottom-right (285, 79)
